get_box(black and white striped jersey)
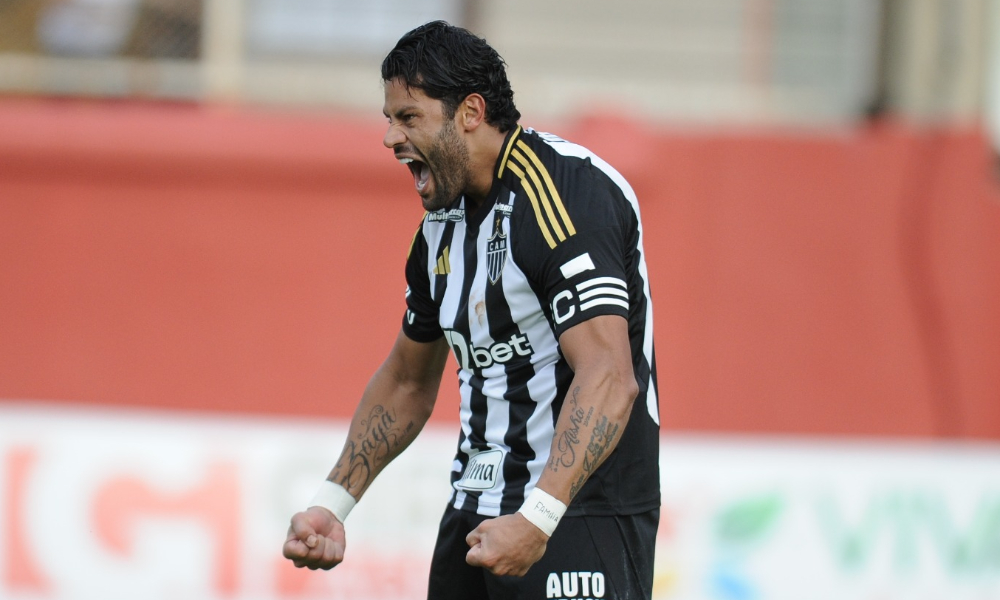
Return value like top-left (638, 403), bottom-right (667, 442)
top-left (402, 126), bottom-right (659, 517)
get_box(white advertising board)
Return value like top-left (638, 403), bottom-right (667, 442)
top-left (0, 403), bottom-right (997, 600)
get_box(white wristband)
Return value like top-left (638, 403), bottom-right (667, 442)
top-left (517, 487), bottom-right (567, 537)
top-left (308, 480), bottom-right (356, 524)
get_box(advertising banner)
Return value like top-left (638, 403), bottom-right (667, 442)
top-left (0, 403), bottom-right (997, 600)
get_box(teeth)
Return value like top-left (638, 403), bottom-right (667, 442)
top-left (398, 158), bottom-right (413, 164)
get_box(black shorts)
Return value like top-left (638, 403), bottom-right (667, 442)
top-left (427, 505), bottom-right (658, 600)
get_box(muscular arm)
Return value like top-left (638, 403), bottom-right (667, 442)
top-left (328, 329), bottom-right (450, 499)
top-left (538, 314), bottom-right (638, 502)
top-left (465, 314), bottom-right (637, 576)
top-left (283, 329), bottom-right (449, 569)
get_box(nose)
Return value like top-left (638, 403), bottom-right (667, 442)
top-left (383, 123), bottom-right (405, 149)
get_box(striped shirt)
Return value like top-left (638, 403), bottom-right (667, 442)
top-left (403, 126), bottom-right (659, 517)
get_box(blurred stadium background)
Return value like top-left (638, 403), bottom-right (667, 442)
top-left (1, 1), bottom-right (999, 599)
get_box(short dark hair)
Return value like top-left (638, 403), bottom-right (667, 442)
top-left (381, 20), bottom-right (520, 132)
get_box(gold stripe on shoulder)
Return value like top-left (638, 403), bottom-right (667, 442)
top-left (507, 160), bottom-right (557, 249)
top-left (511, 149), bottom-right (566, 244)
top-left (515, 140), bottom-right (576, 236)
top-left (496, 125), bottom-right (523, 179)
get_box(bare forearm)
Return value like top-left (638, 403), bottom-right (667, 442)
top-left (542, 369), bottom-right (637, 502)
top-left (326, 334), bottom-right (447, 500)
top-left (328, 395), bottom-right (425, 498)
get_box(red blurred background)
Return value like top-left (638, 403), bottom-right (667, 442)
top-left (2, 98), bottom-right (998, 439)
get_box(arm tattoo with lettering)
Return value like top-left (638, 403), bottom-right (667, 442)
top-left (547, 387), bottom-right (593, 472)
top-left (334, 405), bottom-right (413, 491)
top-left (569, 416), bottom-right (621, 500)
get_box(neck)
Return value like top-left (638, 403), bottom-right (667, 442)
top-left (463, 126), bottom-right (509, 213)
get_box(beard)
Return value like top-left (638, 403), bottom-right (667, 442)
top-left (420, 119), bottom-right (472, 212)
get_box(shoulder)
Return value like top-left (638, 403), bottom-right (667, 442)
top-left (511, 129), bottom-right (634, 208)
top-left (505, 130), bottom-right (635, 245)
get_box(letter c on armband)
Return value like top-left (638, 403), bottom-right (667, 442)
top-left (552, 291), bottom-right (575, 325)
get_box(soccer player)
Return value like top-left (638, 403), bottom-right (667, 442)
top-left (283, 20), bottom-right (660, 599)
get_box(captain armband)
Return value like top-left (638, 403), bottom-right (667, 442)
top-left (308, 480), bottom-right (357, 524)
top-left (517, 487), bottom-right (567, 537)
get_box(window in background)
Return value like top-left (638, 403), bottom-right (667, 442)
top-left (244, 0), bottom-right (463, 59)
top-left (24, 0), bottom-right (201, 59)
top-left (766, 0), bottom-right (882, 118)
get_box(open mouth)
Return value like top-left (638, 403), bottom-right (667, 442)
top-left (398, 157), bottom-right (431, 193)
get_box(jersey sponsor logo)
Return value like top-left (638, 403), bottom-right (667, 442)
top-left (546, 571), bottom-right (606, 599)
top-left (442, 330), bottom-right (533, 370)
top-left (552, 276), bottom-right (628, 325)
top-left (453, 448), bottom-right (504, 491)
top-left (494, 203), bottom-right (513, 216)
top-left (427, 208), bottom-right (465, 222)
top-left (486, 213), bottom-right (508, 284)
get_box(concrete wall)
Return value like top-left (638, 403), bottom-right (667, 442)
top-left (1, 99), bottom-right (998, 438)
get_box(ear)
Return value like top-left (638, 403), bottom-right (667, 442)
top-left (457, 93), bottom-right (487, 131)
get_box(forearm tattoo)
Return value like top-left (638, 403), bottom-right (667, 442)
top-left (335, 405), bottom-right (413, 491)
top-left (569, 416), bottom-right (621, 500)
top-left (549, 387), bottom-right (593, 471)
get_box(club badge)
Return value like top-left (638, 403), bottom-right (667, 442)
top-left (486, 211), bottom-right (507, 285)
top-left (486, 203), bottom-right (511, 284)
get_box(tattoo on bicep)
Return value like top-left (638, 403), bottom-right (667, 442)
top-left (335, 406), bottom-right (409, 490)
top-left (569, 416), bottom-right (621, 499)
top-left (547, 387), bottom-right (593, 472)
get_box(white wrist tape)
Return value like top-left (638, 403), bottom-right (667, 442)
top-left (308, 480), bottom-right (356, 524)
top-left (517, 487), bottom-right (567, 537)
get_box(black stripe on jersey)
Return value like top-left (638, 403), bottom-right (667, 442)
top-left (432, 220), bottom-right (456, 302)
top-left (453, 220), bottom-right (488, 513)
top-left (406, 221), bottom-right (422, 260)
top-left (458, 371), bottom-right (490, 512)
top-left (449, 429), bottom-right (469, 492)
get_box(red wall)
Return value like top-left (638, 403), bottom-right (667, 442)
top-left (1, 99), bottom-right (998, 439)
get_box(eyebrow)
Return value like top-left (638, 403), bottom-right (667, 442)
top-left (384, 105), bottom-right (419, 120)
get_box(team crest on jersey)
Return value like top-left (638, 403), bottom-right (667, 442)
top-left (486, 212), bottom-right (508, 285)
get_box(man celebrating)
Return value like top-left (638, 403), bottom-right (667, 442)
top-left (283, 20), bottom-right (660, 599)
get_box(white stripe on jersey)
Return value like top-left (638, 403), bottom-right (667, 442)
top-left (452, 368), bottom-right (475, 510)
top-left (581, 297), bottom-right (629, 311)
top-left (576, 276), bottom-right (626, 291)
top-left (538, 133), bottom-right (659, 425)
top-left (579, 287), bottom-right (629, 301)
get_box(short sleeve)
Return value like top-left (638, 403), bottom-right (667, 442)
top-left (515, 165), bottom-right (634, 339)
top-left (401, 222), bottom-right (443, 342)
